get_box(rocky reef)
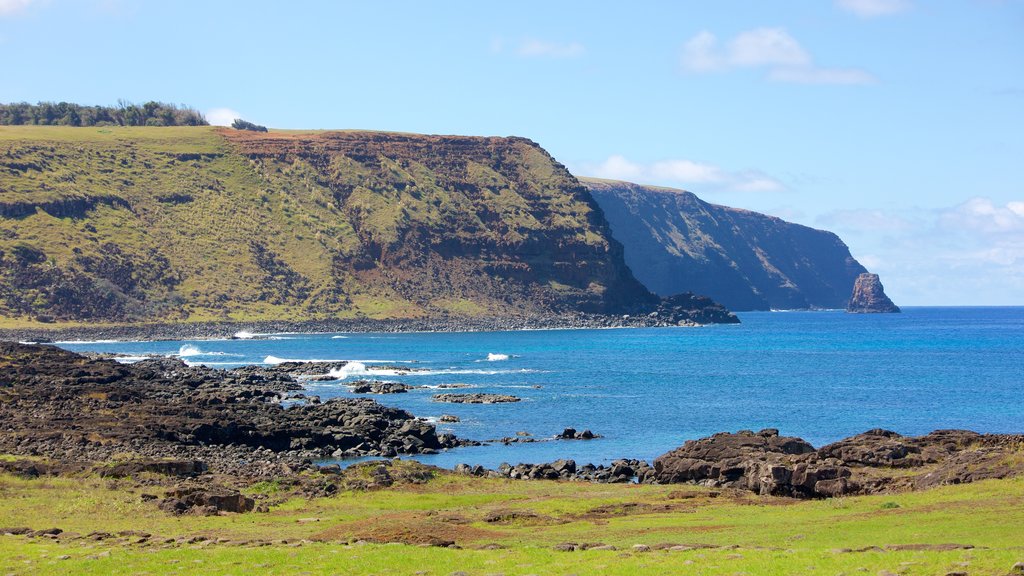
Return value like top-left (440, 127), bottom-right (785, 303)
top-left (847, 273), bottom-right (901, 313)
top-left (0, 342), bottom-right (461, 476)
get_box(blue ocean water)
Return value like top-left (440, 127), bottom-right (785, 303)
top-left (56, 307), bottom-right (1024, 469)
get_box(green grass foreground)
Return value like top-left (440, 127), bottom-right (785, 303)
top-left (2, 466), bottom-right (1023, 575)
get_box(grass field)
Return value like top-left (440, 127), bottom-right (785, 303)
top-left (2, 463), bottom-right (1022, 575)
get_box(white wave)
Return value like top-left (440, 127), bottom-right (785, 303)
top-left (233, 330), bottom-right (255, 339)
top-left (184, 360), bottom-right (245, 367)
top-left (53, 339), bottom-right (121, 344)
top-left (177, 344), bottom-right (203, 357)
top-left (330, 335), bottom-right (349, 339)
top-left (416, 368), bottom-right (539, 376)
top-left (176, 345), bottom-right (242, 358)
top-left (113, 356), bottom-right (151, 364)
top-left (327, 362), bottom-right (412, 379)
top-left (264, 356), bottom-right (416, 365)
top-left (18, 341), bottom-right (38, 345)
top-left (486, 353), bottom-right (510, 362)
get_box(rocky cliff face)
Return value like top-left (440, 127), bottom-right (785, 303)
top-left (0, 127), bottom-right (733, 325)
top-left (846, 273), bottom-right (900, 313)
top-left (583, 178), bottom-right (868, 311)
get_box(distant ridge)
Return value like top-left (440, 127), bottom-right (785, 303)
top-left (583, 177), bottom-right (868, 311)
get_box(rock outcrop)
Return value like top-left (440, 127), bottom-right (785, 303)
top-left (846, 273), bottom-right (900, 313)
top-left (653, 428), bottom-right (1024, 497)
top-left (432, 393), bottom-right (521, 404)
top-left (583, 178), bottom-right (869, 311)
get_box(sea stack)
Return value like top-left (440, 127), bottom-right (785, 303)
top-left (846, 273), bottom-right (900, 313)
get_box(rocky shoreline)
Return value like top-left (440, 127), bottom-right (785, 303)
top-left (0, 306), bottom-right (739, 345)
top-left (2, 342), bottom-right (1022, 516)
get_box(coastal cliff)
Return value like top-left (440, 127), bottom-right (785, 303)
top-left (0, 126), bottom-right (734, 326)
top-left (583, 178), bottom-right (869, 311)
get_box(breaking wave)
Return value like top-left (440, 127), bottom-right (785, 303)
top-left (176, 345), bottom-right (242, 358)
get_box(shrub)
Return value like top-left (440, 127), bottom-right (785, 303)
top-left (231, 118), bottom-right (268, 132)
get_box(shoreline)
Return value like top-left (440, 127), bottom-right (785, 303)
top-left (0, 312), bottom-right (721, 343)
top-left (2, 341), bottom-right (1021, 500)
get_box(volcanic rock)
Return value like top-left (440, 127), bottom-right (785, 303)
top-left (350, 380), bottom-right (413, 394)
top-left (0, 342), bottom-right (461, 475)
top-left (431, 393), bottom-right (521, 404)
top-left (846, 273), bottom-right (900, 313)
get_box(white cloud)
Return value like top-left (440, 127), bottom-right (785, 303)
top-left (680, 28), bottom-right (876, 85)
top-left (515, 38), bottom-right (585, 59)
top-left (205, 107), bottom-right (242, 127)
top-left (939, 197), bottom-right (1024, 235)
top-left (680, 31), bottom-right (722, 72)
top-left (582, 155), bottom-right (784, 193)
top-left (729, 28), bottom-right (810, 68)
top-left (836, 0), bottom-right (912, 18)
top-left (0, 0), bottom-right (35, 15)
top-left (816, 197), bottom-right (1024, 304)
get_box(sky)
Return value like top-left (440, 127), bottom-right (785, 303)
top-left (1, 0), bottom-right (1022, 305)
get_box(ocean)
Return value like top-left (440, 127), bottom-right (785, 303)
top-left (55, 307), bottom-right (1024, 469)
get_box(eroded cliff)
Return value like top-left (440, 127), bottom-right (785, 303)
top-left (583, 177), bottom-right (868, 311)
top-left (0, 126), bottom-right (728, 325)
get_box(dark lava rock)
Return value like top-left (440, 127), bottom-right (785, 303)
top-left (846, 273), bottom-right (900, 313)
top-left (557, 427), bottom-right (600, 440)
top-left (439, 414), bottom-right (461, 423)
top-left (432, 393), bottom-right (521, 404)
top-left (652, 429), bottom-right (844, 497)
top-left (349, 380), bottom-right (412, 394)
top-left (0, 342), bottom-right (461, 477)
top-left (652, 427), bottom-right (1024, 498)
top-left (159, 485), bottom-right (254, 515)
top-left (100, 459), bottom-right (208, 478)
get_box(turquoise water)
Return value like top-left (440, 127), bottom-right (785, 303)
top-left (56, 308), bottom-right (1024, 469)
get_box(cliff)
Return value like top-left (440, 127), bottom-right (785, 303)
top-left (0, 126), bottom-right (734, 325)
top-left (582, 178), bottom-right (868, 311)
top-left (846, 273), bottom-right (900, 313)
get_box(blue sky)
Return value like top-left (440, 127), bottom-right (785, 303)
top-left (1, 0), bottom-right (1021, 305)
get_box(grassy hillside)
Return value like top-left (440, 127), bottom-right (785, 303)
top-left (0, 126), bottom-right (655, 326)
top-left (2, 465), bottom-right (1022, 575)
top-left (584, 177), bottom-right (868, 311)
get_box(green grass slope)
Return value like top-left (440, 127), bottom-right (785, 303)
top-left (0, 126), bottom-right (654, 326)
top-left (1, 467), bottom-right (1022, 575)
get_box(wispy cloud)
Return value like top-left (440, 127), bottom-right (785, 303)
top-left (680, 28), bottom-right (876, 85)
top-left (835, 0), bottom-right (912, 18)
top-left (205, 108), bottom-right (242, 127)
top-left (816, 197), bottom-right (1024, 304)
top-left (0, 0), bottom-right (35, 15)
top-left (491, 37), bottom-right (585, 59)
top-left (580, 155), bottom-right (785, 193)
